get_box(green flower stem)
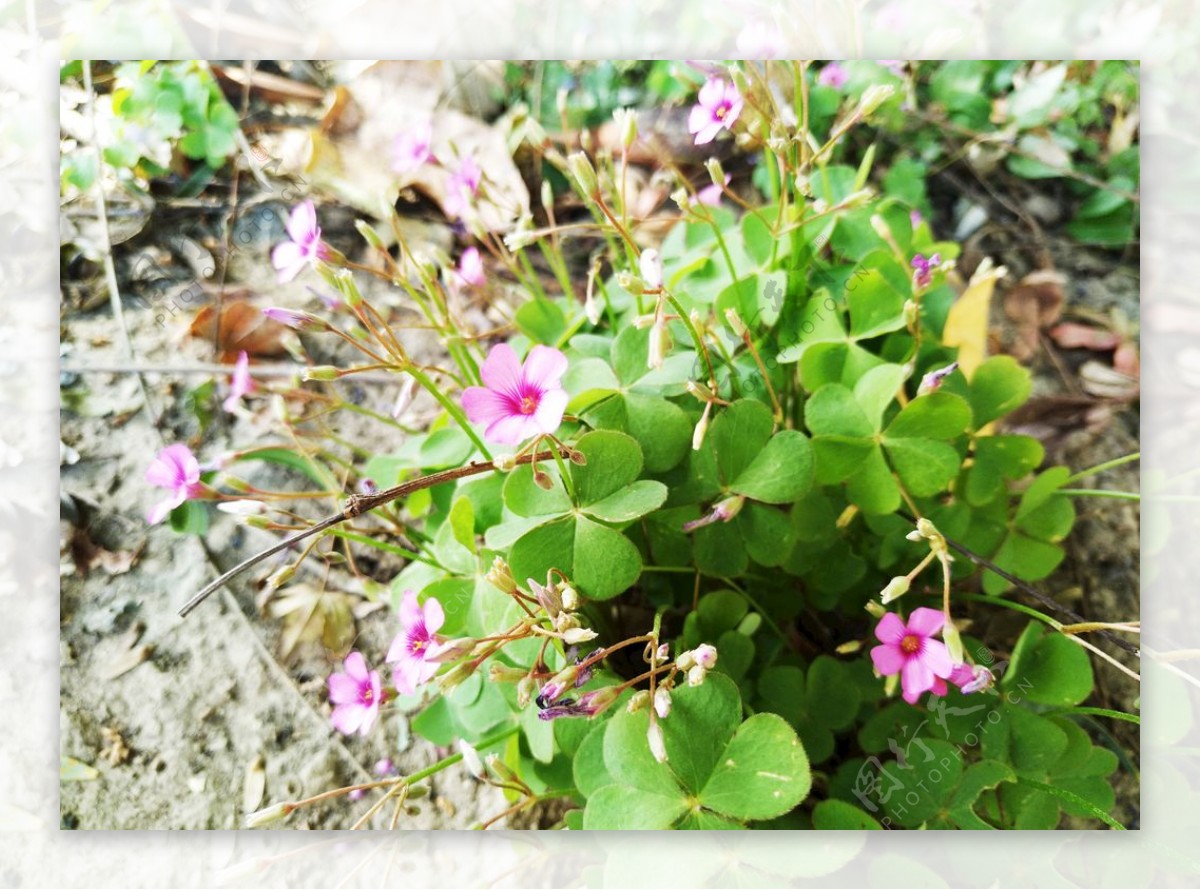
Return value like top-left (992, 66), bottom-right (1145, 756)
top-left (407, 724), bottom-right (521, 785)
top-left (1064, 452), bottom-right (1140, 485)
top-left (404, 365), bottom-right (492, 460)
top-left (1059, 488), bottom-right (1140, 501)
top-left (326, 528), bottom-right (443, 569)
top-left (663, 291), bottom-right (717, 387)
top-left (337, 399), bottom-right (418, 434)
top-left (1046, 706), bottom-right (1140, 725)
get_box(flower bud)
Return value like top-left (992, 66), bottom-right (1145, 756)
top-left (355, 219), bottom-right (386, 250)
top-left (438, 662), bottom-right (474, 693)
top-left (655, 643), bottom-right (670, 664)
top-left (489, 662), bottom-right (526, 683)
top-left (648, 317), bottom-right (671, 370)
top-left (540, 179), bottom-right (554, 213)
top-left (692, 404), bottom-right (712, 451)
top-left (864, 600), bottom-right (888, 619)
top-left (706, 157), bottom-right (726, 188)
top-left (485, 556), bottom-right (517, 595)
top-left (639, 249), bottom-right (663, 289)
top-left (533, 470), bottom-right (555, 490)
top-left (687, 664), bottom-right (707, 686)
top-left (302, 365), bottom-right (341, 382)
top-left (567, 152), bottom-right (598, 197)
top-left (858, 84), bottom-right (895, 117)
top-left (917, 361), bottom-right (959, 396)
top-left (563, 626), bottom-right (598, 645)
top-left (426, 637), bottom-right (476, 662)
top-left (516, 675), bottom-right (536, 708)
top-left (616, 271), bottom-right (644, 295)
top-left (627, 689), bottom-right (651, 713)
top-left (614, 107), bottom-right (638, 150)
top-left (458, 740), bottom-right (486, 779)
top-left (902, 299), bottom-right (920, 327)
top-left (693, 643), bottom-right (718, 670)
top-left (265, 565), bottom-right (294, 592)
top-left (880, 575), bottom-right (910, 604)
top-left (245, 802), bottom-right (294, 828)
top-left (560, 585), bottom-right (580, 612)
top-left (654, 686), bottom-right (672, 719)
top-left (647, 721), bottom-right (667, 763)
top-left (725, 308), bottom-right (748, 338)
top-left (942, 619), bottom-right (965, 667)
top-left (492, 454), bottom-right (518, 472)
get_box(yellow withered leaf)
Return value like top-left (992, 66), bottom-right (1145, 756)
top-left (941, 257), bottom-right (1007, 380)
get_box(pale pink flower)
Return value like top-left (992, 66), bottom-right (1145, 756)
top-left (818, 62), bottom-right (849, 89)
top-left (222, 351), bottom-right (254, 413)
top-left (688, 78), bottom-right (743, 145)
top-left (393, 121), bottom-right (433, 175)
top-left (911, 252), bottom-right (942, 288)
top-left (694, 174), bottom-right (731, 207)
top-left (327, 651), bottom-right (382, 736)
top-left (145, 444), bottom-right (204, 525)
top-left (444, 155), bottom-right (482, 219)
top-left (452, 247), bottom-right (486, 289)
top-left (870, 608), bottom-right (954, 704)
top-left (271, 200), bottom-right (330, 283)
top-left (386, 589), bottom-right (446, 694)
top-left (461, 343), bottom-right (569, 445)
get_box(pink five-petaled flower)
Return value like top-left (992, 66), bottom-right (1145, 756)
top-left (444, 155), bottom-right (482, 219)
top-left (222, 351), bottom-right (254, 413)
top-left (688, 78), bottom-right (743, 146)
top-left (145, 443), bottom-right (204, 525)
top-left (327, 652), bottom-right (383, 736)
top-left (386, 589), bottom-right (446, 695)
top-left (393, 120), bottom-right (433, 175)
top-left (818, 62), bottom-right (849, 89)
top-left (461, 343), bottom-right (569, 445)
top-left (271, 200), bottom-right (330, 283)
top-left (911, 252), bottom-right (942, 288)
top-left (870, 607), bottom-right (954, 704)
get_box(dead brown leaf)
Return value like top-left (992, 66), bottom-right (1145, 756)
top-left (98, 622), bottom-right (153, 681)
top-left (1003, 269), bottom-right (1066, 360)
top-left (1079, 360), bottom-right (1139, 402)
top-left (66, 526), bottom-right (143, 578)
top-left (188, 299), bottom-right (296, 362)
top-left (1049, 321), bottom-right (1122, 351)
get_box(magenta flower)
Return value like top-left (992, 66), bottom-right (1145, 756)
top-left (870, 607), bottom-right (954, 704)
top-left (327, 651), bottom-right (383, 736)
top-left (444, 155), bottom-right (482, 219)
top-left (911, 252), bottom-right (942, 288)
top-left (222, 350), bottom-right (254, 413)
top-left (461, 343), bottom-right (569, 445)
top-left (271, 200), bottom-right (330, 283)
top-left (145, 443), bottom-right (204, 525)
top-left (688, 78), bottom-right (743, 146)
top-left (386, 589), bottom-right (446, 695)
top-left (452, 246), bottom-right (486, 289)
top-left (817, 62), bottom-right (849, 89)
top-left (948, 663), bottom-right (995, 694)
top-left (393, 121), bottom-right (433, 175)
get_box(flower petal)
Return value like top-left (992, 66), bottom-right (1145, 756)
top-left (342, 651), bottom-right (368, 683)
top-left (399, 588), bottom-right (422, 629)
top-left (697, 78), bottom-right (724, 109)
top-left (921, 638), bottom-right (954, 679)
top-left (688, 104), bottom-right (713, 135)
top-left (461, 386), bottom-right (511, 428)
top-left (423, 596), bottom-right (445, 635)
top-left (874, 611), bottom-right (907, 644)
top-left (533, 387), bottom-right (569, 436)
top-left (331, 703), bottom-right (366, 735)
top-left (485, 412), bottom-right (538, 445)
top-left (328, 672), bottom-right (361, 705)
top-left (146, 496), bottom-right (179, 526)
top-left (522, 345), bottom-right (568, 390)
top-left (901, 658), bottom-right (935, 703)
top-left (271, 242), bottom-right (305, 282)
top-left (287, 200), bottom-right (318, 244)
top-left (907, 607), bottom-right (946, 638)
top-left (478, 343), bottom-right (525, 397)
top-left (870, 642), bottom-right (906, 677)
top-left (694, 121), bottom-right (723, 145)
top-left (356, 702), bottom-right (379, 736)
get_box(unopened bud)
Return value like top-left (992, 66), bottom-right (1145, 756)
top-left (654, 686), bottom-right (672, 719)
top-left (639, 249), bottom-right (663, 289)
top-left (692, 404), bottom-right (711, 451)
top-left (492, 454), bottom-right (518, 472)
top-left (616, 271), bottom-right (644, 295)
top-left (562, 626), bottom-right (598, 645)
top-left (489, 662), bottom-right (527, 682)
top-left (865, 600), bottom-right (888, 619)
top-left (560, 585), bottom-right (580, 612)
top-left (880, 575), bottom-right (910, 604)
top-left (706, 157), bottom-right (726, 188)
top-left (902, 299), bottom-right (920, 327)
top-left (567, 152), bottom-right (598, 197)
top-left (245, 802), bottom-right (294, 828)
top-left (859, 84), bottom-right (895, 117)
top-left (693, 643), bottom-right (718, 670)
top-left (265, 565), bottom-right (294, 592)
top-left (627, 689), bottom-right (651, 713)
top-left (648, 318), bottom-right (670, 371)
top-left (439, 662), bottom-right (474, 693)
top-left (943, 619), bottom-right (964, 666)
top-left (614, 107), bottom-right (638, 150)
top-left (725, 308), bottom-right (748, 338)
top-left (516, 675), bottom-right (535, 708)
top-left (686, 664), bottom-right (708, 687)
top-left (355, 219), bottom-right (386, 250)
top-left (458, 740), bottom-right (486, 779)
top-left (655, 643), bottom-right (670, 664)
top-left (486, 556), bottom-right (517, 595)
top-left (647, 721), bottom-right (667, 763)
top-left (302, 365), bottom-right (341, 382)
top-left (540, 180), bottom-right (554, 213)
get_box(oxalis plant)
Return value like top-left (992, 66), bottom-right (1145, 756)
top-left (156, 60), bottom-right (1138, 830)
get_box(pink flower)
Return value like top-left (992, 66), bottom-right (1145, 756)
top-left (461, 343), bottom-right (569, 445)
top-left (145, 444), bottom-right (204, 525)
top-left (948, 663), bottom-right (995, 694)
top-left (870, 608), bottom-right (954, 704)
top-left (452, 247), bottom-right (486, 289)
top-left (271, 200), bottom-right (330, 283)
top-left (444, 155), bottom-right (482, 219)
top-left (911, 252), bottom-right (942, 288)
top-left (688, 78), bottom-right (743, 145)
top-left (386, 589), bottom-right (446, 694)
top-left (694, 174), bottom-right (731, 207)
top-left (222, 351), bottom-right (254, 413)
top-left (262, 307), bottom-right (329, 331)
top-left (817, 62), bottom-right (849, 89)
top-left (393, 121), bottom-right (433, 175)
top-left (328, 652), bottom-right (383, 736)
top-left (910, 209), bottom-right (923, 228)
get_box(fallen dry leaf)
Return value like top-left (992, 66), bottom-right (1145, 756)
top-left (98, 622), bottom-right (154, 681)
top-left (66, 526), bottom-right (143, 578)
top-left (188, 299), bottom-right (297, 362)
top-left (243, 755), bottom-right (267, 814)
top-left (1079, 360), bottom-right (1139, 402)
top-left (1049, 321), bottom-right (1122, 351)
top-left (1003, 269), bottom-right (1066, 360)
top-left (266, 583), bottom-right (357, 660)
